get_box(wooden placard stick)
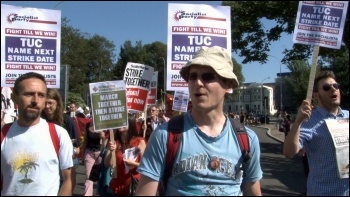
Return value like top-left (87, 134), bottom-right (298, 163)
top-left (142, 105), bottom-right (148, 139)
top-left (109, 128), bottom-right (117, 178)
top-left (306, 45), bottom-right (320, 103)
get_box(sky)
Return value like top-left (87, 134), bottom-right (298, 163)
top-left (1, 1), bottom-right (295, 84)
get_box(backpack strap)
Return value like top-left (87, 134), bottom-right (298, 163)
top-left (1, 122), bottom-right (59, 192)
top-left (48, 122), bottom-right (60, 157)
top-left (160, 115), bottom-right (250, 195)
top-left (160, 114), bottom-right (185, 195)
top-left (1, 122), bottom-right (59, 156)
top-left (1, 123), bottom-right (13, 143)
top-left (229, 117), bottom-right (251, 177)
top-left (1, 123), bottom-right (13, 192)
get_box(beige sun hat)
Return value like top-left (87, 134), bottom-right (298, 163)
top-left (179, 46), bottom-right (239, 88)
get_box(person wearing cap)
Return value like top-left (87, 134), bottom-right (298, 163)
top-left (135, 46), bottom-right (263, 196)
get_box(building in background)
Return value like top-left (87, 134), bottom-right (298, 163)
top-left (224, 72), bottom-right (293, 116)
top-left (224, 82), bottom-right (276, 116)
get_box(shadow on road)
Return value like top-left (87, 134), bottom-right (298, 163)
top-left (260, 142), bottom-right (307, 196)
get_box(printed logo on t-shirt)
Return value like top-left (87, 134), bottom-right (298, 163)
top-left (10, 150), bottom-right (39, 184)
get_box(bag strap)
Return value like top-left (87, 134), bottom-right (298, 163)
top-left (160, 114), bottom-right (184, 195)
top-left (1, 122), bottom-right (59, 191)
top-left (229, 117), bottom-right (251, 177)
top-left (161, 115), bottom-right (251, 195)
top-left (2, 122), bottom-right (59, 156)
top-left (48, 122), bottom-right (60, 157)
top-left (1, 123), bottom-right (13, 143)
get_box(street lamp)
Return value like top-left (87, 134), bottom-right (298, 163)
top-left (160, 57), bottom-right (166, 111)
top-left (261, 77), bottom-right (270, 123)
top-left (268, 55), bottom-right (283, 112)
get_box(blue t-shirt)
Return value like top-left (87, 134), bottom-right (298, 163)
top-left (299, 106), bottom-right (349, 196)
top-left (137, 112), bottom-right (263, 196)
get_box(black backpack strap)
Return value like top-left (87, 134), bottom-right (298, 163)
top-left (229, 117), bottom-right (251, 177)
top-left (160, 114), bottom-right (184, 195)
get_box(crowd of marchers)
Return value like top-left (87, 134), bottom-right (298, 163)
top-left (1, 46), bottom-right (348, 196)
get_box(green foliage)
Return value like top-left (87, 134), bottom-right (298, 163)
top-left (222, 1), bottom-right (349, 64)
top-left (86, 34), bottom-right (116, 82)
top-left (321, 49), bottom-right (349, 109)
top-left (285, 60), bottom-right (318, 110)
top-left (114, 40), bottom-right (146, 79)
top-left (232, 58), bottom-right (245, 84)
top-left (113, 41), bottom-right (168, 101)
top-left (61, 18), bottom-right (117, 102)
top-left (114, 40), bottom-right (246, 103)
top-left (223, 1), bottom-right (349, 110)
top-left (67, 92), bottom-right (85, 108)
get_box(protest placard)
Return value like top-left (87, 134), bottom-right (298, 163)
top-left (89, 80), bottom-right (128, 131)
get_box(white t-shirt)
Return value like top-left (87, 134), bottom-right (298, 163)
top-left (1, 118), bottom-right (74, 196)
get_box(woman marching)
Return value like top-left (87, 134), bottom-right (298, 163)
top-left (104, 113), bottom-right (146, 196)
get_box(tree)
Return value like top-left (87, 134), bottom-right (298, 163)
top-left (114, 41), bottom-right (245, 104)
top-left (222, 1), bottom-right (349, 64)
top-left (232, 58), bottom-right (245, 84)
top-left (113, 41), bottom-right (167, 101)
top-left (227, 58), bottom-right (245, 101)
top-left (223, 1), bottom-right (349, 110)
top-left (285, 60), bottom-right (319, 111)
top-left (61, 18), bottom-right (117, 105)
top-left (67, 92), bottom-right (86, 109)
top-left (61, 18), bottom-right (90, 98)
top-left (321, 49), bottom-right (349, 109)
top-left (86, 34), bottom-right (116, 82)
top-left (18, 160), bottom-right (39, 183)
top-left (113, 41), bottom-right (146, 79)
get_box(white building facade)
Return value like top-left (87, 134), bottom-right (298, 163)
top-left (224, 82), bottom-right (277, 115)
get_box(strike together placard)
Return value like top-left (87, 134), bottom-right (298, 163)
top-left (124, 62), bottom-right (154, 112)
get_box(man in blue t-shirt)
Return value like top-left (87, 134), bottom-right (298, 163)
top-left (136, 46), bottom-right (263, 196)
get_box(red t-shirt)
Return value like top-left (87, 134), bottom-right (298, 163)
top-left (109, 137), bottom-right (144, 195)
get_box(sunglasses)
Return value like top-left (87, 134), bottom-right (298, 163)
top-left (322, 83), bottom-right (340, 91)
top-left (188, 72), bottom-right (217, 82)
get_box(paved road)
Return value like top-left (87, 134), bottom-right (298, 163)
top-left (248, 125), bottom-right (307, 196)
top-left (72, 123), bottom-right (307, 196)
top-left (73, 162), bottom-right (99, 196)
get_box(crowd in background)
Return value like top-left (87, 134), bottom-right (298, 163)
top-left (61, 101), bottom-right (170, 196)
top-left (1, 47), bottom-right (347, 196)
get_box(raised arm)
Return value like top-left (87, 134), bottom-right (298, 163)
top-left (283, 100), bottom-right (312, 158)
top-left (104, 140), bottom-right (116, 167)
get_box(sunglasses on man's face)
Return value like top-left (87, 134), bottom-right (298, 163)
top-left (188, 72), bottom-right (217, 83)
top-left (322, 83), bottom-right (340, 91)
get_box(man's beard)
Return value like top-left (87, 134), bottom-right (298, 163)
top-left (24, 108), bottom-right (41, 121)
